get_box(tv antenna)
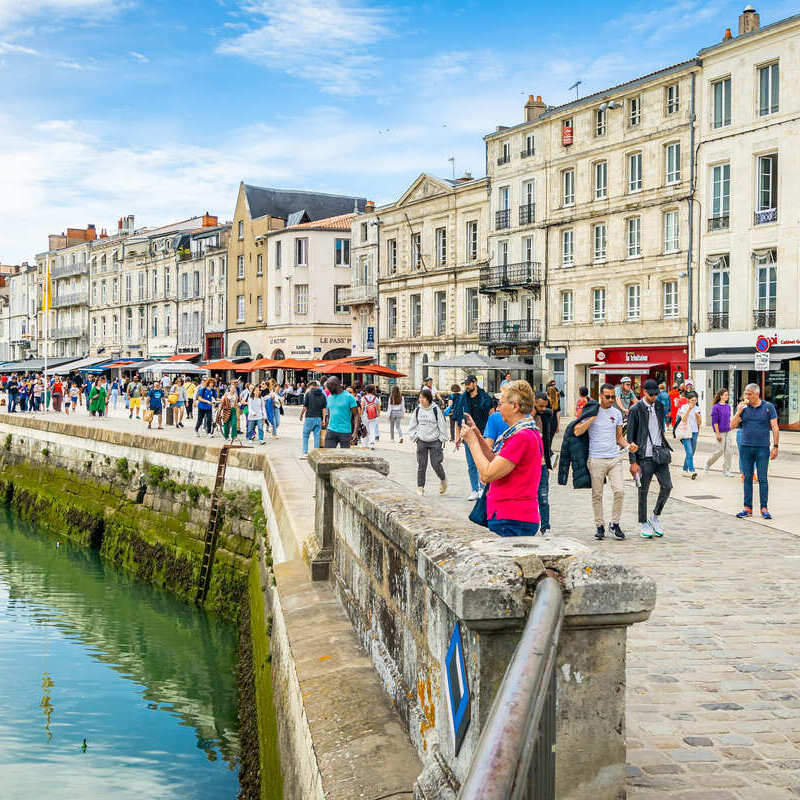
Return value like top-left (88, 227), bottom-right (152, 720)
top-left (568, 80), bottom-right (583, 100)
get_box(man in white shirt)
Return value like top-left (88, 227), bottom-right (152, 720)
top-left (574, 382), bottom-right (637, 540)
top-left (161, 373), bottom-right (171, 390)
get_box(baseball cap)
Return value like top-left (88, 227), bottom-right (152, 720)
top-left (621, 376), bottom-right (632, 383)
top-left (643, 379), bottom-right (659, 394)
top-left (463, 374), bottom-right (477, 384)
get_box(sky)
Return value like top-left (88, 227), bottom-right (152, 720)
top-left (0, 0), bottom-right (795, 263)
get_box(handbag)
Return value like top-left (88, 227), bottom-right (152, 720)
top-left (143, 408), bottom-right (154, 423)
top-left (647, 427), bottom-right (671, 466)
top-left (468, 486), bottom-right (488, 527)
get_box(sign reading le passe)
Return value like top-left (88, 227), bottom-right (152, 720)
top-left (755, 352), bottom-right (770, 371)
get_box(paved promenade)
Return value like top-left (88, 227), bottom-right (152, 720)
top-left (17, 403), bottom-right (800, 798)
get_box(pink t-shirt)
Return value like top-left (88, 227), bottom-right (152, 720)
top-left (487, 428), bottom-right (543, 523)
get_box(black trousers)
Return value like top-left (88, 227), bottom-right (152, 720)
top-left (325, 430), bottom-right (351, 449)
top-left (416, 439), bottom-right (445, 487)
top-left (638, 457), bottom-right (672, 523)
top-left (195, 406), bottom-right (212, 434)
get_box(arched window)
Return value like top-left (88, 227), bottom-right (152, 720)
top-left (234, 340), bottom-right (251, 358)
top-left (272, 348), bottom-right (285, 360)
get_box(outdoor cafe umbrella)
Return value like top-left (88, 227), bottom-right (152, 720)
top-left (427, 351), bottom-right (534, 371)
top-left (202, 359), bottom-right (241, 371)
top-left (235, 358), bottom-right (281, 372)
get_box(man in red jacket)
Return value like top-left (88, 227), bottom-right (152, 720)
top-left (669, 382), bottom-right (684, 425)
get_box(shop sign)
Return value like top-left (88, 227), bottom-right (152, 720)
top-left (366, 326), bottom-right (375, 347)
top-left (269, 336), bottom-right (287, 346)
top-left (595, 350), bottom-right (606, 362)
top-left (561, 125), bottom-right (573, 146)
top-left (625, 352), bottom-right (648, 362)
top-left (319, 336), bottom-right (349, 345)
top-left (755, 352), bottom-right (770, 371)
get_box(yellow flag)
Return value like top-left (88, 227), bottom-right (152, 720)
top-left (43, 262), bottom-right (52, 312)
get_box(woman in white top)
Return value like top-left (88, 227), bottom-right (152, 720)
top-left (360, 384), bottom-right (381, 450)
top-left (407, 388), bottom-right (449, 496)
top-left (267, 379), bottom-right (282, 437)
top-left (247, 387), bottom-right (266, 444)
top-left (387, 385), bottom-right (405, 444)
top-left (676, 390), bottom-right (702, 477)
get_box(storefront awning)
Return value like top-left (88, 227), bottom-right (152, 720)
top-left (690, 354), bottom-right (782, 371)
top-left (589, 362), bottom-right (665, 375)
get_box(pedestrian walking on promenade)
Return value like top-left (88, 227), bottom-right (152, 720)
top-left (360, 384), bottom-right (381, 450)
top-left (299, 380), bottom-right (326, 457)
top-left (444, 384), bottom-right (460, 442)
top-left (627, 379), bottom-right (672, 539)
top-left (387, 385), bottom-right (405, 444)
top-left (575, 386), bottom-right (589, 418)
top-left (705, 389), bottom-right (734, 476)
top-left (127, 375), bottom-right (142, 420)
top-left (408, 388), bottom-right (449, 496)
top-left (185, 379), bottom-right (196, 419)
top-left (67, 382), bottom-right (79, 414)
top-left (323, 377), bottom-right (359, 449)
top-left (614, 377), bottom-right (636, 422)
top-left (675, 391), bottom-right (701, 478)
top-left (110, 378), bottom-right (120, 410)
top-left (146, 382), bottom-right (164, 429)
top-left (51, 378), bottom-right (63, 412)
top-left (533, 392), bottom-right (557, 536)
top-left (731, 383), bottom-right (779, 519)
top-left (546, 380), bottom-right (561, 431)
top-left (266, 380), bottom-right (282, 438)
top-left (171, 378), bottom-right (186, 428)
top-left (219, 386), bottom-right (239, 443)
top-left (194, 378), bottom-right (216, 437)
top-left (573, 383), bottom-right (636, 540)
top-left (657, 382), bottom-right (671, 424)
top-left (453, 375), bottom-right (493, 501)
top-left (247, 386), bottom-right (266, 444)
top-left (462, 380), bottom-right (543, 537)
top-left (7, 375), bottom-right (18, 413)
top-left (89, 378), bottom-right (107, 418)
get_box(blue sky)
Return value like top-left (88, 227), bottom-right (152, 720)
top-left (0, 0), bottom-right (795, 262)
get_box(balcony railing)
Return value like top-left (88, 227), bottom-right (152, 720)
top-left (495, 209), bottom-right (510, 230)
top-left (51, 262), bottom-right (88, 279)
top-left (338, 284), bottom-right (377, 306)
top-left (519, 203), bottom-right (535, 225)
top-left (707, 311), bottom-right (729, 330)
top-left (52, 292), bottom-right (89, 308)
top-left (52, 326), bottom-right (85, 339)
top-left (754, 208), bottom-right (777, 225)
top-left (496, 154), bottom-right (510, 166)
top-left (520, 148), bottom-right (535, 158)
top-left (480, 318), bottom-right (542, 346)
top-left (753, 309), bottom-right (776, 327)
top-left (479, 261), bottom-right (542, 293)
top-left (708, 215), bottom-right (729, 231)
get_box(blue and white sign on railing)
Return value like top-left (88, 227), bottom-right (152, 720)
top-left (445, 621), bottom-right (470, 755)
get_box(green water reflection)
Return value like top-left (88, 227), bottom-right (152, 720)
top-left (0, 509), bottom-right (240, 798)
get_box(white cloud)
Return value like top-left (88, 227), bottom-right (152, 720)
top-left (217, 0), bottom-right (392, 95)
top-left (0, 41), bottom-right (40, 55)
top-left (129, 50), bottom-right (148, 62)
top-left (0, 0), bottom-right (121, 31)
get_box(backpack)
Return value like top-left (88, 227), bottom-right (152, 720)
top-left (365, 395), bottom-right (379, 420)
top-left (414, 404), bottom-right (441, 423)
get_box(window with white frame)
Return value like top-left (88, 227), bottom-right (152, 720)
top-left (237, 255), bottom-right (244, 278)
top-left (627, 217), bottom-right (641, 257)
top-left (627, 284), bottom-right (641, 320)
top-left (666, 143), bottom-right (681, 184)
top-left (710, 255), bottom-right (730, 318)
top-left (561, 290), bottom-right (573, 323)
top-left (497, 240), bottom-right (509, 265)
top-left (92, 317), bottom-right (97, 339)
top-left (334, 285), bottom-right (349, 314)
top-left (181, 273), bottom-right (189, 299)
top-left (238, 220), bottom-right (244, 240)
top-left (139, 308), bottom-right (146, 337)
top-left (410, 294), bottom-right (422, 337)
top-left (664, 210), bottom-right (680, 253)
top-left (360, 222), bottom-right (368, 243)
top-left (499, 141), bottom-right (510, 164)
top-left (593, 223), bottom-right (607, 263)
top-left (711, 164), bottom-right (731, 226)
top-left (152, 269), bottom-right (158, 298)
top-left (91, 281), bottom-right (97, 305)
top-left (592, 288), bottom-right (606, 321)
top-left (274, 287), bottom-right (281, 317)
top-left (256, 253), bottom-right (263, 275)
top-left (257, 295), bottom-right (263, 320)
top-left (295, 238), bottom-right (308, 266)
top-left (523, 133), bottom-right (535, 157)
top-left (629, 96), bottom-right (641, 126)
top-left (594, 161), bottom-right (607, 200)
top-left (561, 229), bottom-right (574, 267)
top-left (755, 250), bottom-right (777, 319)
top-left (275, 241), bottom-right (281, 268)
top-left (164, 306), bottom-right (170, 337)
top-left (113, 314), bottom-right (118, 338)
top-left (435, 227), bottom-right (447, 266)
top-left (712, 77), bottom-right (731, 128)
top-left (387, 238), bottom-right (398, 272)
top-left (758, 62), bottom-right (779, 116)
top-left (756, 154), bottom-right (778, 221)
top-left (595, 107), bottom-right (606, 136)
top-left (562, 169), bottom-right (575, 206)
top-left (193, 270), bottom-right (200, 297)
top-left (666, 83), bottom-right (679, 114)
top-left (334, 238), bottom-right (350, 267)
top-left (663, 281), bottom-right (678, 318)
top-left (628, 152), bottom-right (642, 192)
top-left (466, 222), bottom-right (478, 261)
top-left (522, 236), bottom-right (534, 263)
top-left (521, 180), bottom-right (535, 223)
top-left (236, 294), bottom-right (245, 322)
top-left (138, 271), bottom-right (145, 300)
top-left (411, 233), bottom-right (422, 268)
top-left (387, 297), bottom-right (397, 338)
top-left (466, 288), bottom-right (479, 333)
top-left (498, 185), bottom-right (509, 210)
top-left (125, 274), bottom-right (131, 302)
top-left (435, 290), bottom-right (447, 335)
top-left (126, 308), bottom-right (132, 338)
top-left (295, 284), bottom-right (309, 314)
top-left (151, 308), bottom-right (159, 338)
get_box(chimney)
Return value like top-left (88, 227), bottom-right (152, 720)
top-left (202, 212), bottom-right (218, 227)
top-left (118, 217), bottom-right (123, 232)
top-left (87, 224), bottom-right (97, 241)
top-left (524, 94), bottom-right (547, 123)
top-left (739, 5), bottom-right (760, 34)
top-left (722, 27), bottom-right (733, 40)
top-left (99, 228), bottom-right (108, 239)
top-left (365, 200), bottom-right (375, 213)
top-left (456, 172), bottom-right (473, 183)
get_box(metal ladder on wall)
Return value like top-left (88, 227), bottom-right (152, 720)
top-left (195, 444), bottom-right (230, 605)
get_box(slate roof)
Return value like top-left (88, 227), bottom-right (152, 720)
top-left (277, 213), bottom-right (358, 233)
top-left (243, 184), bottom-right (366, 222)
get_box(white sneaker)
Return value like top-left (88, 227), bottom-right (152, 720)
top-left (467, 490), bottom-right (479, 501)
top-left (648, 514), bottom-right (665, 537)
top-left (300, 454), bottom-right (308, 459)
top-left (417, 486), bottom-right (424, 496)
top-left (640, 522), bottom-right (655, 539)
top-left (704, 464), bottom-right (710, 473)
top-left (724, 470), bottom-right (734, 477)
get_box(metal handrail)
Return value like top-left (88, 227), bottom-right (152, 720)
top-left (459, 576), bottom-right (564, 800)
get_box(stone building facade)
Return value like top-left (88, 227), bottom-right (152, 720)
top-left (356, 173), bottom-right (489, 391)
top-left (7, 264), bottom-right (38, 362)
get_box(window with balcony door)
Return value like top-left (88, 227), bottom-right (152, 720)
top-left (386, 297), bottom-right (397, 338)
top-left (712, 77), bottom-right (731, 128)
top-left (91, 282), bottom-right (97, 304)
top-left (520, 180), bottom-right (535, 224)
top-left (152, 309), bottom-right (159, 338)
top-left (593, 223), bottom-right (607, 264)
top-left (237, 294), bottom-right (245, 322)
top-left (709, 254), bottom-right (730, 329)
top-left (629, 96), bottom-right (641, 127)
top-left (664, 210), bottom-right (679, 253)
top-left (561, 290), bottom-right (573, 323)
top-left (165, 307), bottom-right (171, 336)
top-left (101, 280), bottom-right (106, 304)
top-left (594, 161), bottom-right (607, 200)
top-left (257, 295), bottom-right (263, 321)
top-left (627, 284), bottom-right (641, 320)
top-left (334, 238), bottom-right (350, 267)
top-left (295, 284), bottom-right (309, 314)
top-left (193, 271), bottom-right (200, 297)
top-left (665, 143), bottom-right (681, 184)
top-left (256, 253), bottom-right (263, 275)
top-left (411, 233), bottom-right (422, 268)
top-left (435, 291), bottom-right (447, 335)
top-left (666, 83), bottom-right (679, 114)
top-left (498, 141), bottom-right (511, 165)
top-left (112, 278), bottom-right (118, 301)
top-left (710, 164), bottom-right (730, 230)
top-left (522, 133), bottom-right (535, 157)
top-left (562, 169), bottom-right (575, 206)
top-left (295, 238), bottom-right (308, 266)
top-left (628, 152), bottom-right (642, 192)
top-left (387, 238), bottom-right (397, 273)
top-left (497, 187), bottom-right (510, 229)
top-left (627, 217), bottom-right (641, 257)
top-left (139, 308), bottom-right (146, 337)
top-left (758, 62), bottom-right (779, 116)
top-left (237, 255), bottom-right (244, 278)
top-left (497, 240), bottom-right (509, 266)
top-left (181, 273), bottom-right (188, 299)
top-left (561, 230), bottom-right (574, 267)
top-left (466, 288), bottom-right (478, 333)
top-left (435, 227), bottom-right (447, 266)
top-left (663, 281), bottom-right (678, 318)
top-left (592, 288), bottom-right (606, 322)
top-left (755, 154), bottom-right (777, 224)
top-left (522, 237), bottom-right (533, 264)
top-left (595, 107), bottom-right (606, 136)
top-left (466, 222), bottom-right (478, 261)
top-left (754, 250), bottom-right (777, 327)
top-left (410, 294), bottom-right (421, 337)
top-left (335, 285), bottom-right (350, 314)
top-left (125, 274), bottom-right (132, 302)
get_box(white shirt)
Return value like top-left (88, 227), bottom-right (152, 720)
top-left (588, 405), bottom-right (624, 459)
top-left (161, 375), bottom-right (171, 389)
top-left (678, 403), bottom-right (701, 433)
top-left (641, 398), bottom-right (663, 457)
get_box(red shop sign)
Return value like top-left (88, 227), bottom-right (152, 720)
top-left (561, 125), bottom-right (573, 146)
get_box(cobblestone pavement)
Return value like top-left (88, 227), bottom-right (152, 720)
top-left (31, 404), bottom-right (800, 797)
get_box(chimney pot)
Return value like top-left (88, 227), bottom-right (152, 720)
top-left (524, 94), bottom-right (547, 123)
top-left (738, 5), bottom-right (760, 34)
top-left (365, 200), bottom-right (375, 213)
top-left (723, 27), bottom-right (733, 40)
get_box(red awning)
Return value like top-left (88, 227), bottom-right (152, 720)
top-left (235, 358), bottom-right (281, 372)
top-left (107, 360), bottom-right (136, 368)
top-left (166, 353), bottom-right (199, 362)
top-left (589, 362), bottom-right (666, 375)
top-left (203, 359), bottom-right (240, 371)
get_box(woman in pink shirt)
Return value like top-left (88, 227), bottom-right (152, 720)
top-left (462, 380), bottom-right (543, 536)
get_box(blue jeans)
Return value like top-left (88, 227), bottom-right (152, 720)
top-left (247, 418), bottom-right (264, 442)
top-left (302, 417), bottom-right (322, 454)
top-left (488, 513), bottom-right (540, 537)
top-left (681, 432), bottom-right (697, 471)
top-left (464, 444), bottom-right (479, 492)
top-left (736, 428), bottom-right (743, 474)
top-left (538, 465), bottom-right (550, 532)
top-left (740, 445), bottom-right (770, 510)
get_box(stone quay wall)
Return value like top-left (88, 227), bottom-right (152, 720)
top-left (309, 450), bottom-right (657, 800)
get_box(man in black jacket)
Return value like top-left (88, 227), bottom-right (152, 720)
top-left (534, 392), bottom-right (556, 535)
top-left (628, 378), bottom-right (673, 539)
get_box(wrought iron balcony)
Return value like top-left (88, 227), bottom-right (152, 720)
top-left (519, 204), bottom-right (535, 225)
top-left (52, 292), bottom-right (89, 308)
top-left (708, 215), bottom-right (729, 232)
top-left (338, 284), bottom-right (377, 305)
top-left (520, 148), bottom-right (535, 158)
top-left (495, 209), bottom-right (510, 230)
top-left (496, 154), bottom-right (510, 166)
top-left (479, 318), bottom-right (542, 346)
top-left (707, 311), bottom-right (729, 330)
top-left (51, 262), bottom-right (88, 279)
top-left (753, 310), bottom-right (776, 327)
top-left (52, 326), bottom-right (85, 339)
top-left (754, 208), bottom-right (777, 225)
top-left (479, 262), bottom-right (542, 293)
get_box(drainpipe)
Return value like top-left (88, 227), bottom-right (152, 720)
top-left (686, 70), bottom-right (697, 369)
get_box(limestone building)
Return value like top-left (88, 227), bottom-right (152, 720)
top-left (356, 173), bottom-right (489, 391)
top-left (226, 183), bottom-right (365, 360)
top-left (691, 7), bottom-right (800, 430)
top-left (7, 264), bottom-right (37, 362)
